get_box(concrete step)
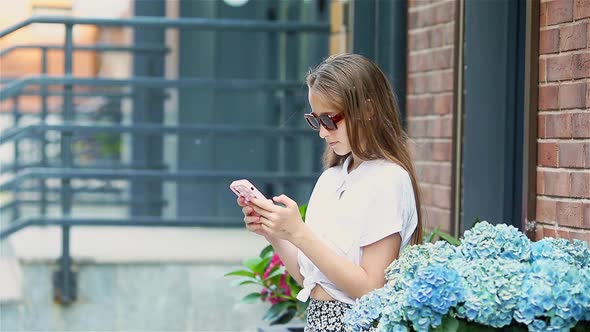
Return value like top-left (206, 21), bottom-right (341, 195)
top-left (0, 257), bottom-right (22, 304)
top-left (0, 262), bottom-right (272, 331)
top-left (7, 226), bottom-right (268, 264)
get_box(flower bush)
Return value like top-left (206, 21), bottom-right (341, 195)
top-left (344, 221), bottom-right (590, 332)
top-left (225, 205), bottom-right (308, 325)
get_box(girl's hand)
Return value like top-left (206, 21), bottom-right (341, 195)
top-left (248, 194), bottom-right (305, 242)
top-left (237, 196), bottom-right (270, 238)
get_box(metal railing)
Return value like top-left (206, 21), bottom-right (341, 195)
top-left (0, 15), bottom-right (328, 304)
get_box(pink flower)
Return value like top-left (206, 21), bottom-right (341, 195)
top-left (270, 253), bottom-right (283, 265)
top-left (259, 253), bottom-right (294, 304)
top-left (279, 274), bottom-right (292, 297)
top-left (263, 253), bottom-right (284, 279)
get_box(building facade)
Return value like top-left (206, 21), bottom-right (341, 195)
top-left (400, 0), bottom-right (589, 242)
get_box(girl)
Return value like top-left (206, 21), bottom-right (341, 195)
top-left (237, 53), bottom-right (422, 332)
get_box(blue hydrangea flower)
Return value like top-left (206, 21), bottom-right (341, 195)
top-left (345, 222), bottom-right (589, 332)
top-left (403, 264), bottom-right (464, 332)
top-left (385, 241), bottom-right (462, 283)
top-left (344, 286), bottom-right (387, 332)
top-left (514, 259), bottom-right (590, 331)
top-left (455, 258), bottom-right (527, 328)
top-left (374, 284), bottom-right (410, 332)
top-left (531, 238), bottom-right (590, 268)
top-left (461, 221), bottom-right (531, 261)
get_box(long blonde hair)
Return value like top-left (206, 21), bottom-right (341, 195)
top-left (306, 53), bottom-right (423, 245)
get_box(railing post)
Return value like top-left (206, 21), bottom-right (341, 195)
top-left (11, 95), bottom-right (20, 221)
top-left (277, 1), bottom-right (300, 197)
top-left (53, 23), bottom-right (77, 305)
top-left (131, 0), bottom-right (166, 218)
top-left (40, 47), bottom-right (48, 216)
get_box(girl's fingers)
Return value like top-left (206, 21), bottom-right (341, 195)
top-left (242, 206), bottom-right (262, 217)
top-left (244, 215), bottom-right (262, 225)
top-left (259, 222), bottom-right (272, 235)
top-left (272, 194), bottom-right (297, 209)
top-left (257, 216), bottom-right (274, 229)
top-left (242, 206), bottom-right (251, 216)
top-left (248, 203), bottom-right (273, 219)
top-left (237, 196), bottom-right (249, 207)
top-left (249, 197), bottom-right (278, 212)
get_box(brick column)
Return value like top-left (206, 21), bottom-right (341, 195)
top-left (535, 0), bottom-right (590, 243)
top-left (406, 0), bottom-right (456, 233)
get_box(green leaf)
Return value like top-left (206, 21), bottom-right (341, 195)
top-left (237, 279), bottom-right (260, 286)
top-left (286, 276), bottom-right (302, 294)
top-left (224, 270), bottom-right (256, 278)
top-left (253, 256), bottom-right (272, 275)
top-left (424, 226), bottom-right (441, 243)
top-left (503, 324), bottom-right (529, 332)
top-left (299, 204), bottom-right (308, 222)
top-left (271, 308), bottom-right (297, 325)
top-left (296, 300), bottom-right (309, 319)
top-left (263, 267), bottom-right (286, 281)
top-left (243, 257), bottom-right (262, 271)
top-left (455, 319), bottom-right (497, 332)
top-left (263, 301), bottom-right (293, 322)
top-left (240, 292), bottom-right (262, 304)
top-left (229, 277), bottom-right (259, 287)
top-left (432, 315), bottom-right (459, 332)
top-left (438, 231), bottom-right (461, 246)
top-left (572, 320), bottom-right (590, 332)
top-left (260, 244), bottom-right (274, 259)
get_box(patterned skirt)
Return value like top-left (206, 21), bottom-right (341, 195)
top-left (304, 298), bottom-right (353, 332)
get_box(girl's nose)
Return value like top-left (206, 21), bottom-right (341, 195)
top-left (318, 125), bottom-right (329, 139)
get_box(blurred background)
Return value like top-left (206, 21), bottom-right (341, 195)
top-left (0, 0), bottom-right (588, 331)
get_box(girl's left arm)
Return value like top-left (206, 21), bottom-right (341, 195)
top-left (248, 195), bottom-right (401, 299)
top-left (293, 224), bottom-right (401, 299)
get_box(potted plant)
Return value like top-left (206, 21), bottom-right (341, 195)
top-left (225, 205), bottom-right (308, 331)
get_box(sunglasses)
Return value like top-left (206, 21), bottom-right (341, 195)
top-left (303, 112), bottom-right (345, 131)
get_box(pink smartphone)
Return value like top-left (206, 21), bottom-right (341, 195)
top-left (230, 179), bottom-right (267, 200)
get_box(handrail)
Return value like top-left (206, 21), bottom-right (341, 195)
top-left (0, 15), bottom-right (330, 38)
top-left (0, 168), bottom-right (320, 192)
top-left (0, 75), bottom-right (306, 101)
top-left (0, 198), bottom-right (168, 213)
top-left (0, 13), bottom-right (328, 305)
top-left (1, 161), bottom-right (169, 173)
top-left (0, 43), bottom-right (170, 57)
top-left (0, 123), bottom-right (315, 145)
top-left (1, 89), bottom-right (136, 98)
top-left (0, 216), bottom-right (252, 239)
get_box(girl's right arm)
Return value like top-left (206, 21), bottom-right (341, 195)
top-left (265, 236), bottom-right (304, 286)
top-left (238, 197), bottom-right (304, 286)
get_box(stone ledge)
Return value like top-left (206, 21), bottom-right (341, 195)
top-left (8, 226), bottom-right (268, 264)
top-left (0, 258), bottom-right (22, 304)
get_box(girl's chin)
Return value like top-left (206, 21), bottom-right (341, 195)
top-left (331, 146), bottom-right (351, 156)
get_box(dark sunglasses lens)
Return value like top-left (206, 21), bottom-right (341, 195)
top-left (319, 116), bottom-right (337, 130)
top-left (305, 116), bottom-right (320, 130)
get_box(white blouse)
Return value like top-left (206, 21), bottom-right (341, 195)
top-left (296, 155), bottom-right (418, 305)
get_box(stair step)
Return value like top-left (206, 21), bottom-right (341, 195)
top-left (0, 258), bottom-right (22, 304)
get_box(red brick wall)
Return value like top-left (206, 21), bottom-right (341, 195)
top-left (536, 0), bottom-right (590, 243)
top-left (406, 0), bottom-right (456, 234)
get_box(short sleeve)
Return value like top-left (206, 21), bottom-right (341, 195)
top-left (358, 167), bottom-right (415, 247)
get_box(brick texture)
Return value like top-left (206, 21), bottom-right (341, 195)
top-left (537, 0), bottom-right (590, 244)
top-left (407, 0), bottom-right (456, 233)
top-left (406, 0), bottom-right (590, 242)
